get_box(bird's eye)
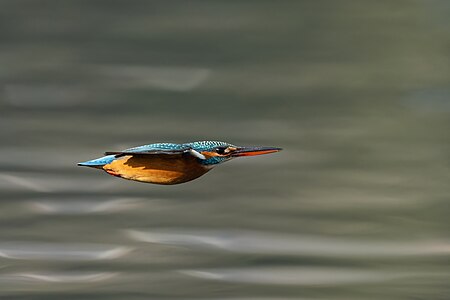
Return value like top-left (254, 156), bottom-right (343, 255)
top-left (215, 147), bottom-right (228, 155)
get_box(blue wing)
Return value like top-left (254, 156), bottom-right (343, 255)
top-left (105, 143), bottom-right (191, 156)
top-left (79, 143), bottom-right (193, 169)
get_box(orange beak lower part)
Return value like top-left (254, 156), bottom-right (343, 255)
top-left (231, 147), bottom-right (282, 157)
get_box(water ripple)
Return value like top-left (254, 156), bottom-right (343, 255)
top-left (0, 172), bottom-right (117, 193)
top-left (181, 267), bottom-right (407, 285)
top-left (126, 229), bottom-right (450, 258)
top-left (0, 242), bottom-right (132, 260)
top-left (7, 272), bottom-right (117, 283)
top-left (92, 65), bottom-right (211, 91)
top-left (28, 197), bottom-right (142, 214)
top-left (4, 84), bottom-right (87, 108)
top-left (0, 173), bottom-right (50, 193)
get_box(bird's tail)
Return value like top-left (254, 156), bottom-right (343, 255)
top-left (77, 155), bottom-right (116, 169)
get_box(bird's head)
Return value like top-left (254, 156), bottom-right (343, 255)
top-left (186, 141), bottom-right (282, 166)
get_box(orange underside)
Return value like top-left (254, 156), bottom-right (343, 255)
top-left (102, 155), bottom-right (210, 185)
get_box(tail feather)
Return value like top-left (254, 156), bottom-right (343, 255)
top-left (77, 155), bottom-right (116, 169)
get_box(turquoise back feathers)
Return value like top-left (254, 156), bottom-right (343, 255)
top-left (79, 141), bottom-right (235, 168)
top-left (123, 141), bottom-right (235, 165)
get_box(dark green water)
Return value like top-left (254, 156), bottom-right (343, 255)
top-left (1, 1), bottom-right (450, 299)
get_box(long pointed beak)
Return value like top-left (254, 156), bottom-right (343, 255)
top-left (231, 146), bottom-right (282, 157)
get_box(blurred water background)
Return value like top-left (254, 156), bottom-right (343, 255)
top-left (1, 1), bottom-right (450, 299)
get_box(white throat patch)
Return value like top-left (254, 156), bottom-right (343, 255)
top-left (189, 149), bottom-right (206, 160)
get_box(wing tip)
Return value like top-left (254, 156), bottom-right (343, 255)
top-left (78, 155), bottom-right (117, 168)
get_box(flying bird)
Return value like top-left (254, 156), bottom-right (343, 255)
top-left (78, 141), bottom-right (282, 185)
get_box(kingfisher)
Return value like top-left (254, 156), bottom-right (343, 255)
top-left (78, 141), bottom-right (282, 185)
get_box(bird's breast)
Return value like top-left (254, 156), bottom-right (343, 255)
top-left (102, 155), bottom-right (210, 185)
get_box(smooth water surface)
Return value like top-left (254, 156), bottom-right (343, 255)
top-left (0, 1), bottom-right (449, 299)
